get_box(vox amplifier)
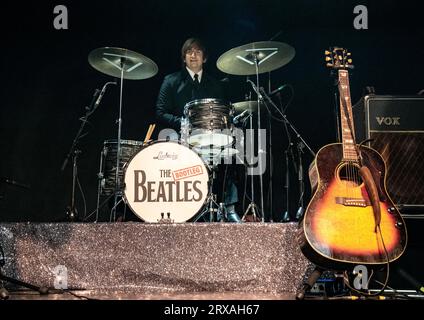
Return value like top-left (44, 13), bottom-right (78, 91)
top-left (354, 95), bottom-right (424, 209)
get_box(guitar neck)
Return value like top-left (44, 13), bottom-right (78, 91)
top-left (338, 69), bottom-right (358, 161)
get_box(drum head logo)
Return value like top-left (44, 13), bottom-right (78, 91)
top-left (124, 142), bottom-right (208, 223)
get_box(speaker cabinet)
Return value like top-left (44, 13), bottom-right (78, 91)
top-left (354, 95), bottom-right (424, 209)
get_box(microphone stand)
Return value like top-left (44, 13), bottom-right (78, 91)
top-left (267, 72), bottom-right (274, 222)
top-left (0, 239), bottom-right (49, 299)
top-left (295, 141), bottom-right (305, 221)
top-left (61, 82), bottom-right (114, 222)
top-left (258, 87), bottom-right (316, 222)
top-left (281, 108), bottom-right (295, 222)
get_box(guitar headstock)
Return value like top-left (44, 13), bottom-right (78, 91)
top-left (325, 47), bottom-right (354, 70)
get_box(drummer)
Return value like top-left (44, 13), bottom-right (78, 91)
top-left (156, 37), bottom-right (225, 130)
top-left (156, 37), bottom-right (241, 222)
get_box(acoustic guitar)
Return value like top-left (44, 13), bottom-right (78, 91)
top-left (298, 48), bottom-right (407, 270)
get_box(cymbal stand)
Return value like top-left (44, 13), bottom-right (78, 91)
top-left (254, 56), bottom-right (266, 222)
top-left (111, 59), bottom-right (125, 222)
top-left (242, 101), bottom-right (261, 221)
top-left (244, 55), bottom-right (266, 222)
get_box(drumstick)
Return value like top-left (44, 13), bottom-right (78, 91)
top-left (144, 124), bottom-right (156, 143)
top-left (143, 124), bottom-right (152, 143)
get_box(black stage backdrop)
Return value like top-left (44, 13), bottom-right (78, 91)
top-left (1, 0), bottom-right (423, 222)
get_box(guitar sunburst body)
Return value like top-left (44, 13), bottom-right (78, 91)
top-left (299, 143), bottom-right (407, 268)
top-left (298, 48), bottom-right (407, 269)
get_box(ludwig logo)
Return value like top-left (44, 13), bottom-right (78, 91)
top-left (153, 151), bottom-right (178, 160)
top-left (376, 117), bottom-right (400, 126)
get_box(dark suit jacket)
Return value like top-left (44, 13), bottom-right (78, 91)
top-left (156, 68), bottom-right (225, 131)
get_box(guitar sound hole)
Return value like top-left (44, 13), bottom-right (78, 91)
top-left (337, 163), bottom-right (362, 187)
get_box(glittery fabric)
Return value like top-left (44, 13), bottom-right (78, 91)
top-left (0, 222), bottom-right (312, 295)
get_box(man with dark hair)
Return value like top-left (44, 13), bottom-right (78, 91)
top-left (156, 37), bottom-right (241, 222)
top-left (156, 37), bottom-right (225, 130)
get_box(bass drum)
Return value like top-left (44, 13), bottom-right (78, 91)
top-left (123, 141), bottom-right (209, 223)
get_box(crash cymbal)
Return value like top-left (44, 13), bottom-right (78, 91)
top-left (233, 100), bottom-right (264, 113)
top-left (217, 41), bottom-right (295, 75)
top-left (88, 47), bottom-right (158, 80)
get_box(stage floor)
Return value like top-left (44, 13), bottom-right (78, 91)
top-left (4, 289), bottom-right (295, 300)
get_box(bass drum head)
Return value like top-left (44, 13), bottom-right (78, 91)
top-left (123, 141), bottom-right (209, 223)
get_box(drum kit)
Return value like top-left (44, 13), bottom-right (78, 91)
top-left (86, 41), bottom-right (297, 223)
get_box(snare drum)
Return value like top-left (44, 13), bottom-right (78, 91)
top-left (183, 98), bottom-right (234, 148)
top-left (123, 141), bottom-right (209, 223)
top-left (99, 140), bottom-right (144, 195)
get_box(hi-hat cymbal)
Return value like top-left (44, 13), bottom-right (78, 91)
top-left (88, 47), bottom-right (158, 80)
top-left (217, 41), bottom-right (295, 76)
top-left (233, 100), bottom-right (265, 113)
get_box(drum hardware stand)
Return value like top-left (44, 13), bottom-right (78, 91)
top-left (95, 147), bottom-right (105, 222)
top-left (254, 56), bottom-right (266, 223)
top-left (111, 58), bottom-right (126, 222)
top-left (193, 163), bottom-right (226, 222)
top-left (87, 47), bottom-right (158, 222)
top-left (111, 190), bottom-right (125, 223)
top-left (246, 72), bottom-right (265, 222)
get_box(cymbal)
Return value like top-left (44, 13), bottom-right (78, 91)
top-left (88, 47), bottom-right (158, 80)
top-left (217, 41), bottom-right (295, 75)
top-left (233, 100), bottom-right (264, 113)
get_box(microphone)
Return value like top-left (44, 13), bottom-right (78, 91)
top-left (86, 89), bottom-right (100, 111)
top-left (1, 177), bottom-right (30, 189)
top-left (233, 110), bottom-right (249, 124)
top-left (93, 81), bottom-right (116, 110)
top-left (93, 85), bottom-right (107, 109)
top-left (246, 79), bottom-right (262, 98)
top-left (269, 84), bottom-right (287, 96)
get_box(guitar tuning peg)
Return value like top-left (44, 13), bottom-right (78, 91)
top-left (325, 50), bottom-right (331, 55)
top-left (326, 63), bottom-right (334, 68)
top-left (347, 59), bottom-right (353, 64)
top-left (347, 52), bottom-right (352, 56)
top-left (325, 56), bottom-right (331, 61)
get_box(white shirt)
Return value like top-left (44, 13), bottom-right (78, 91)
top-left (186, 67), bottom-right (203, 83)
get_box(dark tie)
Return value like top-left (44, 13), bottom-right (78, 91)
top-left (192, 74), bottom-right (200, 99)
top-left (193, 74), bottom-right (200, 86)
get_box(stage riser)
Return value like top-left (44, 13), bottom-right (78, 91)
top-left (0, 223), bottom-right (310, 294)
